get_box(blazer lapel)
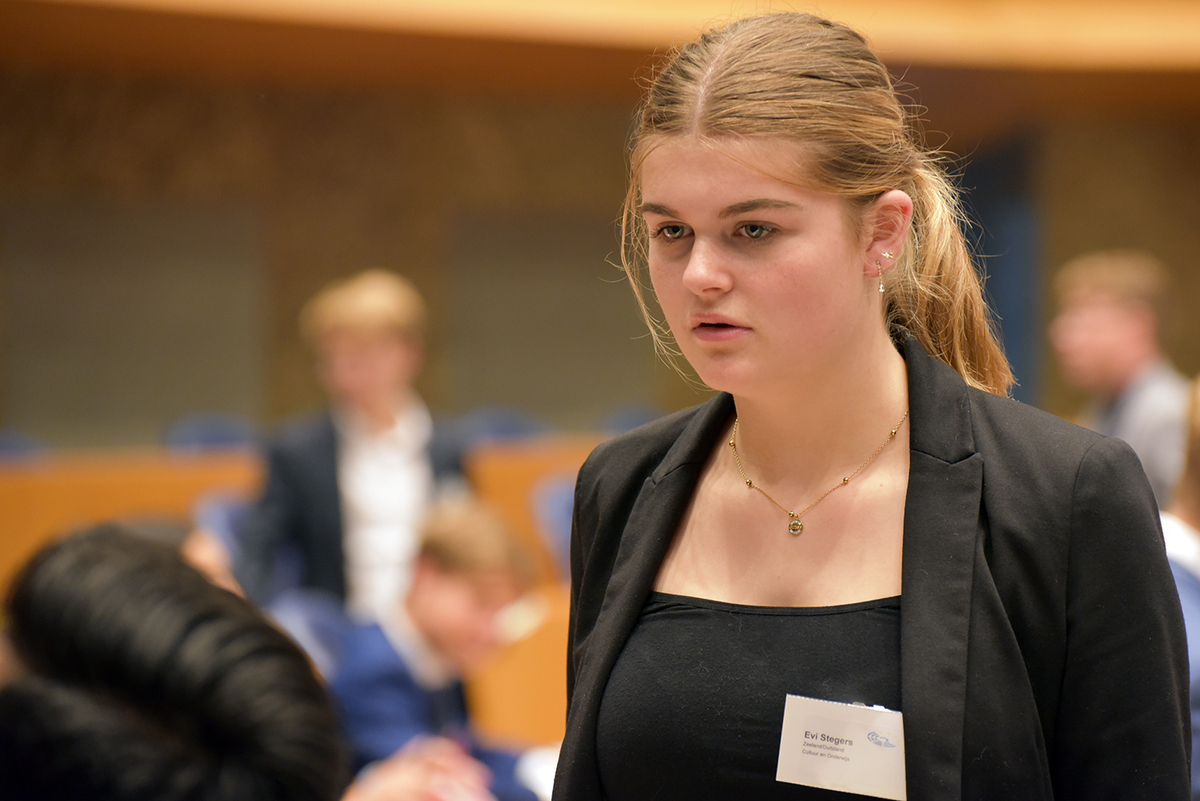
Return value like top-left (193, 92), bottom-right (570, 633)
top-left (899, 340), bottom-right (985, 799)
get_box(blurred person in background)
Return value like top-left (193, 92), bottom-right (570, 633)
top-left (239, 269), bottom-right (451, 623)
top-left (0, 523), bottom-right (347, 801)
top-left (1161, 375), bottom-right (1200, 800)
top-left (1049, 249), bottom-right (1190, 506)
top-left (332, 498), bottom-right (545, 801)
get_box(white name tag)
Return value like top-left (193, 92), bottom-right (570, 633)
top-left (776, 694), bottom-right (906, 800)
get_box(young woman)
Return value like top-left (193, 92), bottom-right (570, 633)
top-left (552, 12), bottom-right (1189, 800)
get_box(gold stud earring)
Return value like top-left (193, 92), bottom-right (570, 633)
top-left (882, 250), bottom-right (895, 260)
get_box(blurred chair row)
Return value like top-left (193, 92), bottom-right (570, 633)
top-left (0, 402), bottom-right (663, 459)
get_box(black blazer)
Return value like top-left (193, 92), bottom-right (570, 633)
top-left (237, 411), bottom-right (466, 606)
top-left (553, 339), bottom-right (1190, 800)
top-left (238, 412), bottom-right (346, 605)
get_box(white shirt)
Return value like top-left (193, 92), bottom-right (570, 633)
top-left (337, 398), bottom-right (434, 622)
top-left (1092, 360), bottom-right (1190, 507)
top-left (1162, 511), bottom-right (1200, 581)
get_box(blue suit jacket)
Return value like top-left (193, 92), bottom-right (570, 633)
top-left (332, 622), bottom-right (537, 801)
top-left (238, 413), bottom-right (344, 605)
top-left (1168, 561), bottom-right (1200, 801)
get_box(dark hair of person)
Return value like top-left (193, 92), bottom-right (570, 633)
top-left (0, 523), bottom-right (346, 801)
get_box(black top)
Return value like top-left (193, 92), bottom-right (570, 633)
top-left (596, 592), bottom-right (901, 800)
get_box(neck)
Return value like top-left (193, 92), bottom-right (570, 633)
top-left (730, 332), bottom-right (908, 487)
top-left (345, 390), bottom-right (411, 433)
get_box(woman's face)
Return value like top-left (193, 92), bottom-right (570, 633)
top-left (641, 136), bottom-right (879, 397)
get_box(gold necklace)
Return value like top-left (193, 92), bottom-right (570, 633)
top-left (728, 410), bottom-right (909, 536)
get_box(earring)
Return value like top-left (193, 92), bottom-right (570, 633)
top-left (881, 250), bottom-right (895, 260)
top-left (876, 261), bottom-right (885, 293)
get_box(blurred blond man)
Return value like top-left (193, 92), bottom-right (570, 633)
top-left (239, 270), bottom-right (450, 623)
top-left (1049, 249), bottom-right (1189, 506)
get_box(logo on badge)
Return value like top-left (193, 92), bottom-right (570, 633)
top-left (868, 731), bottom-right (896, 748)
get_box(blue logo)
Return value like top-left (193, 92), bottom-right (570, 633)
top-left (868, 732), bottom-right (896, 748)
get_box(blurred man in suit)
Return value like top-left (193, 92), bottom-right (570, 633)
top-left (239, 270), bottom-right (444, 623)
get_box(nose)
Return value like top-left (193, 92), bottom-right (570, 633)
top-left (681, 239), bottom-right (732, 294)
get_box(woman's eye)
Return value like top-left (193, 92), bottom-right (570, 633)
top-left (651, 223), bottom-right (689, 240)
top-left (739, 223), bottom-right (772, 239)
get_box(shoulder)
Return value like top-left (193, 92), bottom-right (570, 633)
top-left (959, 384), bottom-right (1164, 610)
top-left (573, 395), bottom-right (729, 518)
top-left (340, 622), bottom-right (398, 664)
top-left (966, 386), bottom-right (1152, 522)
top-left (972, 387), bottom-right (1148, 489)
top-left (578, 402), bottom-right (710, 485)
top-left (906, 338), bottom-right (1154, 540)
top-left (1120, 363), bottom-right (1190, 440)
top-left (906, 336), bottom-right (1125, 488)
top-left (967, 387), bottom-right (1111, 467)
top-left (265, 411), bottom-right (337, 458)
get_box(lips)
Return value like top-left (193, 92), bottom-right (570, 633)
top-left (690, 312), bottom-right (740, 328)
top-left (690, 314), bottom-right (748, 341)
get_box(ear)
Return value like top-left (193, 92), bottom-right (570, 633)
top-left (862, 190), bottom-right (914, 276)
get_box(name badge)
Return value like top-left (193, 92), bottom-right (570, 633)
top-left (776, 694), bottom-right (906, 800)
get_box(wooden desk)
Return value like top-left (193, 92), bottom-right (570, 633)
top-left (462, 434), bottom-right (603, 746)
top-left (0, 436), bottom-right (594, 748)
top-left (464, 434), bottom-right (603, 587)
top-left (467, 582), bottom-right (570, 747)
top-left (0, 449), bottom-right (261, 591)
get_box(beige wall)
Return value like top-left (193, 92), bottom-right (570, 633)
top-left (0, 70), bottom-right (698, 446)
top-left (1035, 116), bottom-right (1200, 418)
top-left (3, 62), bottom-right (1200, 446)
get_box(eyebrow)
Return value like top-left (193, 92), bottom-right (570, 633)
top-left (638, 198), bottom-right (800, 218)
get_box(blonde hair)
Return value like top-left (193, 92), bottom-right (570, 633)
top-left (1054, 249), bottom-right (1170, 321)
top-left (621, 12), bottom-right (1013, 395)
top-left (417, 499), bottom-right (535, 591)
top-left (299, 269), bottom-right (426, 345)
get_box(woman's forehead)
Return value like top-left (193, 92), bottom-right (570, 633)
top-left (638, 134), bottom-right (824, 193)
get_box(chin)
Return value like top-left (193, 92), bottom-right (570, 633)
top-left (689, 361), bottom-right (764, 397)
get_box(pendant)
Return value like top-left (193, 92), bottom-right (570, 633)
top-left (788, 518), bottom-right (803, 535)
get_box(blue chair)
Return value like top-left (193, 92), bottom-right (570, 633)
top-left (532, 470), bottom-right (578, 579)
top-left (268, 588), bottom-right (352, 680)
top-left (195, 490), bottom-right (304, 606)
top-left (438, 406), bottom-right (553, 478)
top-left (453, 406), bottom-right (551, 444)
top-left (193, 491), bottom-right (251, 566)
top-left (599, 404), bottom-right (665, 435)
top-left (165, 414), bottom-right (260, 452)
top-left (0, 429), bottom-right (47, 459)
